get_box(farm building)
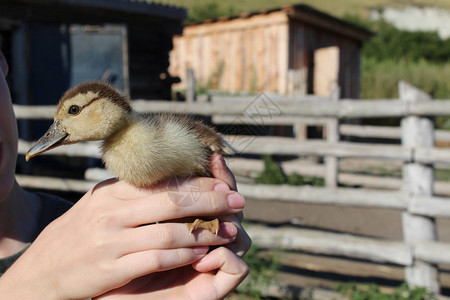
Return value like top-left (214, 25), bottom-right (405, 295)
top-left (0, 0), bottom-right (185, 103)
top-left (170, 4), bottom-right (372, 98)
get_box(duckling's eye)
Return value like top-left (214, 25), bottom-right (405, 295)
top-left (68, 105), bottom-right (81, 115)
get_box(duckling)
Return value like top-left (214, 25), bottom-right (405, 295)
top-left (25, 81), bottom-right (233, 235)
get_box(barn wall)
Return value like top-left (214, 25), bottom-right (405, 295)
top-left (170, 11), bottom-right (289, 94)
top-left (289, 19), bottom-right (361, 98)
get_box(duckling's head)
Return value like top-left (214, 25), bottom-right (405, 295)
top-left (26, 82), bottom-right (132, 161)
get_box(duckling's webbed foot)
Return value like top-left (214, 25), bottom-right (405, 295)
top-left (186, 218), bottom-right (219, 236)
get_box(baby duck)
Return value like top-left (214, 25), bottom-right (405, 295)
top-left (26, 81), bottom-right (233, 235)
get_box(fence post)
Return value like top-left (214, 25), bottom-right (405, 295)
top-left (400, 81), bottom-right (439, 293)
top-left (291, 69), bottom-right (308, 142)
top-left (293, 123), bottom-right (307, 141)
top-left (325, 87), bottom-right (340, 188)
top-left (186, 68), bottom-right (196, 103)
top-left (287, 68), bottom-right (307, 97)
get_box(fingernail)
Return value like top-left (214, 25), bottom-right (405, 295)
top-left (214, 183), bottom-right (230, 191)
top-left (227, 192), bottom-right (245, 209)
top-left (220, 223), bottom-right (238, 238)
top-left (193, 246), bottom-right (209, 255)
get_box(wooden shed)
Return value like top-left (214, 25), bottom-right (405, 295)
top-left (170, 4), bottom-right (372, 98)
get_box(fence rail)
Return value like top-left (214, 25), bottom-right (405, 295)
top-left (14, 81), bottom-right (450, 294)
top-left (12, 96), bottom-right (450, 119)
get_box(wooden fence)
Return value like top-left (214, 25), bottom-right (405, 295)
top-left (13, 81), bottom-right (450, 295)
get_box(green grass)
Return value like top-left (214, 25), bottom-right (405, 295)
top-left (435, 168), bottom-right (450, 181)
top-left (255, 156), bottom-right (325, 186)
top-left (156, 0), bottom-right (450, 22)
top-left (361, 58), bottom-right (450, 100)
top-left (361, 57), bottom-right (450, 129)
top-left (360, 165), bottom-right (402, 178)
top-left (337, 282), bottom-right (436, 300)
top-left (348, 165), bottom-right (450, 183)
top-left (236, 244), bottom-right (282, 299)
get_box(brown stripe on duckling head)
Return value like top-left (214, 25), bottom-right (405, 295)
top-left (57, 81), bottom-right (132, 113)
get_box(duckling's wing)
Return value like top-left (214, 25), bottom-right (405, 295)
top-left (188, 119), bottom-right (234, 155)
top-left (148, 113), bottom-right (235, 155)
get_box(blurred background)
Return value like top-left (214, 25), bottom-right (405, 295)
top-left (1, 0), bottom-right (450, 299)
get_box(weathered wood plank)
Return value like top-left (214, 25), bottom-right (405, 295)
top-left (340, 124), bottom-right (401, 139)
top-left (400, 81), bottom-right (439, 293)
top-left (226, 137), bottom-right (411, 160)
top-left (185, 68), bottom-right (196, 102)
top-left (237, 184), bottom-right (407, 209)
top-left (16, 175), bottom-right (97, 193)
top-left (212, 114), bottom-right (331, 126)
top-left (339, 173), bottom-right (402, 189)
top-left (415, 148), bottom-right (450, 165)
top-left (340, 124), bottom-right (450, 144)
top-left (325, 88), bottom-right (340, 188)
top-left (415, 241), bottom-right (450, 265)
top-left (12, 98), bottom-right (450, 121)
top-left (408, 196), bottom-right (450, 218)
top-left (246, 224), bottom-right (413, 266)
top-left (13, 105), bottom-right (56, 119)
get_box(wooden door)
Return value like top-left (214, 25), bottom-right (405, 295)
top-left (313, 46), bottom-right (339, 97)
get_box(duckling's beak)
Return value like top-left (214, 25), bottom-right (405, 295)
top-left (25, 122), bottom-right (68, 161)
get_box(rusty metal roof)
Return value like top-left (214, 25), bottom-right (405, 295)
top-left (188, 4), bottom-right (372, 41)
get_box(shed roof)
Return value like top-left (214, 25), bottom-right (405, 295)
top-left (188, 4), bottom-right (373, 41)
top-left (3, 0), bottom-right (186, 20)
